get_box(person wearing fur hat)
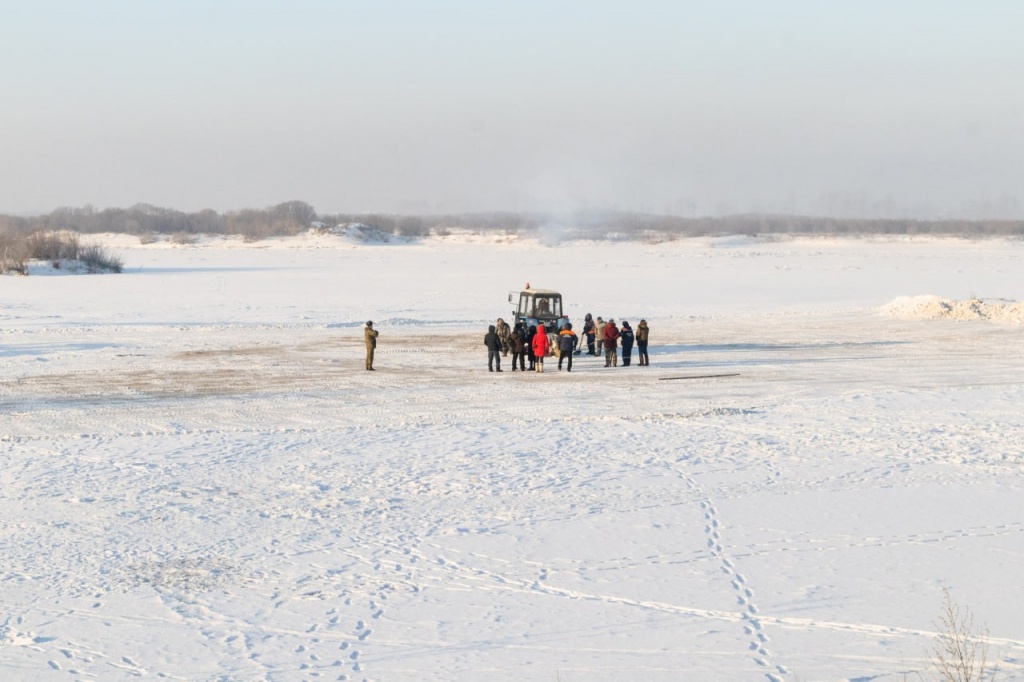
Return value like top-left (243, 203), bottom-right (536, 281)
top-left (636, 320), bottom-right (650, 366)
top-left (495, 317), bottom-right (512, 356)
top-left (364, 321), bottom-right (378, 371)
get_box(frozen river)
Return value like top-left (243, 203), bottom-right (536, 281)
top-left (2, 234), bottom-right (1023, 681)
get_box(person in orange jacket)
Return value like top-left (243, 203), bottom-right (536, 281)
top-left (558, 323), bottom-right (578, 371)
top-left (532, 323), bottom-right (550, 373)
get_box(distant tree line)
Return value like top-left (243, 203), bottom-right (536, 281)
top-left (0, 201), bottom-right (318, 241)
top-left (2, 202), bottom-right (1023, 241)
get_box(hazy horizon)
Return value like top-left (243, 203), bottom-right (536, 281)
top-left (3, 1), bottom-right (1023, 220)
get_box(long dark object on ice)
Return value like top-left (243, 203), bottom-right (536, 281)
top-left (658, 373), bottom-right (740, 381)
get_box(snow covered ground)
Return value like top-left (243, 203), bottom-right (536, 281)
top-left (2, 234), bottom-right (1023, 681)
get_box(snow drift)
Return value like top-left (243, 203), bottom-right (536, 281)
top-left (881, 295), bottom-right (1024, 325)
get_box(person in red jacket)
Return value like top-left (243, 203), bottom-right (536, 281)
top-left (532, 323), bottom-right (550, 373)
top-left (603, 318), bottom-right (620, 367)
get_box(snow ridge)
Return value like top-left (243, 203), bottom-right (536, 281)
top-left (881, 295), bottom-right (1024, 325)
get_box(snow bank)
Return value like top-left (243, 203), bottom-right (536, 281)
top-left (881, 295), bottom-right (1024, 325)
top-left (327, 223), bottom-right (402, 243)
top-left (26, 258), bottom-right (120, 276)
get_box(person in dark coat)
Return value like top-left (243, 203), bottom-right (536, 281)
top-left (619, 321), bottom-right (634, 366)
top-left (603, 319), bottom-right (619, 367)
top-left (558, 323), bottom-right (577, 371)
top-left (636, 319), bottom-right (650, 366)
top-left (484, 324), bottom-right (503, 372)
top-left (511, 322), bottom-right (527, 371)
top-left (526, 324), bottom-right (537, 371)
top-left (582, 313), bottom-right (596, 355)
top-left (364, 320), bottom-right (378, 370)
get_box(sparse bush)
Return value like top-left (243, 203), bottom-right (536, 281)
top-left (0, 232), bottom-right (28, 274)
top-left (138, 231), bottom-right (159, 244)
top-left (931, 589), bottom-right (992, 682)
top-left (397, 216), bottom-right (428, 237)
top-left (78, 243), bottom-right (123, 273)
top-left (170, 231), bottom-right (195, 245)
top-left (26, 230), bottom-right (81, 261)
top-left (0, 230), bottom-right (122, 274)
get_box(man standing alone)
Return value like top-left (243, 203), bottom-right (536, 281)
top-left (365, 320), bottom-right (378, 370)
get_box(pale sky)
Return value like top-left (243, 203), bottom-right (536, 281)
top-left (2, 1), bottom-right (1022, 218)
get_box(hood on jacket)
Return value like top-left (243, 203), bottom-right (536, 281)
top-left (536, 324), bottom-right (546, 335)
top-left (585, 313), bottom-right (593, 321)
top-left (488, 325), bottom-right (496, 333)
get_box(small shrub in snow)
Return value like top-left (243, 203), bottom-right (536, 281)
top-left (78, 243), bottom-right (123, 273)
top-left (170, 231), bottom-right (195, 245)
top-left (138, 231), bottom-right (160, 244)
top-left (931, 589), bottom-right (992, 682)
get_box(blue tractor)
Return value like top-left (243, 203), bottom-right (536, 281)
top-left (508, 285), bottom-right (570, 356)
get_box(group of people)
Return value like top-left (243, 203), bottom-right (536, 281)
top-left (580, 314), bottom-right (650, 368)
top-left (484, 315), bottom-right (649, 373)
top-left (363, 316), bottom-right (651, 373)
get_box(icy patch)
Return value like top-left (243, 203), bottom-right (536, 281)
top-left (326, 317), bottom-right (484, 329)
top-left (325, 223), bottom-right (406, 244)
top-left (709, 235), bottom-right (761, 248)
top-left (881, 295), bottom-right (1024, 325)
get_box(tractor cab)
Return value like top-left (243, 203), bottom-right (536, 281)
top-left (508, 286), bottom-right (569, 332)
